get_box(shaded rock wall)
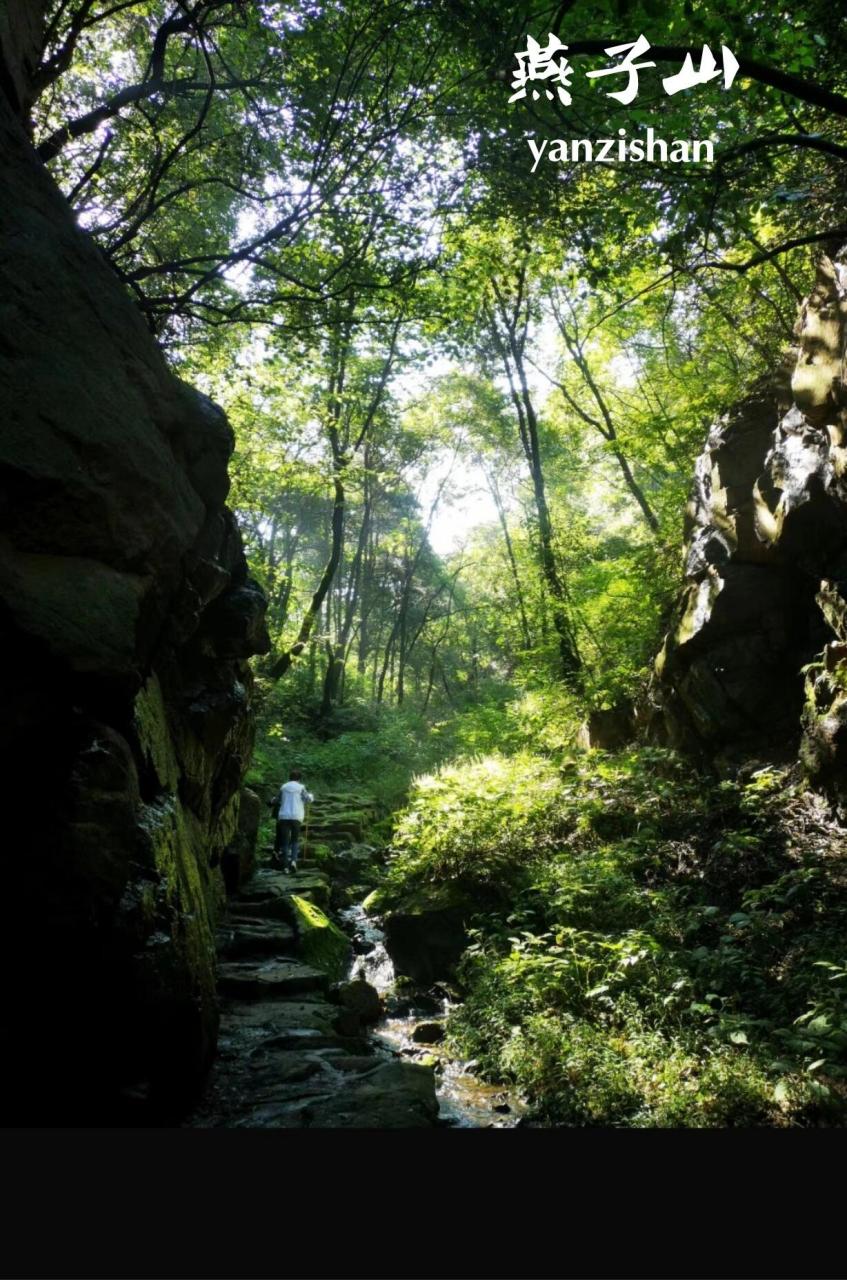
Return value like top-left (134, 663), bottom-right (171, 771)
top-left (0, 76), bottom-right (268, 1119)
top-left (655, 251), bottom-right (847, 782)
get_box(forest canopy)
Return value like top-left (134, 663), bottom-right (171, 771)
top-left (21, 0), bottom-right (845, 712)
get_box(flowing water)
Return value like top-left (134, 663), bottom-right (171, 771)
top-left (339, 903), bottom-right (525, 1128)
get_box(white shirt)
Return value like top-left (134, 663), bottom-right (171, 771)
top-left (277, 781), bottom-right (313, 822)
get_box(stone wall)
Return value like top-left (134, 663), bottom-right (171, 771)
top-left (0, 74), bottom-right (268, 1120)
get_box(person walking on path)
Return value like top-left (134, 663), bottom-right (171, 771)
top-left (272, 769), bottom-right (314, 873)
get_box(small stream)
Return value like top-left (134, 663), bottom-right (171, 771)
top-left (339, 903), bottom-right (525, 1128)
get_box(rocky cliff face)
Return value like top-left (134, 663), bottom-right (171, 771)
top-left (655, 250), bottom-right (847, 792)
top-left (0, 75), bottom-right (268, 1119)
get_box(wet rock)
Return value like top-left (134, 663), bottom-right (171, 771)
top-left (334, 978), bottom-right (382, 1024)
top-left (384, 995), bottom-right (413, 1017)
top-left (334, 881), bottom-right (377, 909)
top-left (303, 1061), bottom-right (438, 1128)
top-left (411, 1021), bottom-right (445, 1044)
top-left (407, 994), bottom-right (442, 1015)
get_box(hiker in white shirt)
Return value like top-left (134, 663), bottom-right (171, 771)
top-left (273, 769), bottom-right (314, 872)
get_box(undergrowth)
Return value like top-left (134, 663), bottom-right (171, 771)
top-left (387, 731), bottom-right (847, 1127)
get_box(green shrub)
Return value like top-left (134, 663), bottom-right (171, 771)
top-left (386, 752), bottom-right (566, 894)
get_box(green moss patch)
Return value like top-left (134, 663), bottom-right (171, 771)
top-left (289, 894), bottom-right (350, 982)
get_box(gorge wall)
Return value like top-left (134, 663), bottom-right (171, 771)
top-left (0, 42), bottom-right (268, 1121)
top-left (655, 248), bottom-right (847, 796)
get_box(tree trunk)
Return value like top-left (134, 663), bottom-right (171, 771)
top-left (484, 464), bottom-right (532, 651)
top-left (487, 282), bottom-right (581, 682)
top-left (551, 296), bottom-right (661, 535)
top-left (270, 473), bottom-right (345, 678)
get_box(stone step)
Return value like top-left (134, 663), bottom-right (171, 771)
top-left (229, 897), bottom-right (293, 922)
top-left (298, 1061), bottom-right (438, 1128)
top-left (216, 920), bottom-right (297, 959)
top-left (250, 1026), bottom-right (368, 1052)
top-left (308, 806), bottom-right (367, 820)
top-left (218, 959), bottom-right (328, 999)
top-left (311, 793), bottom-right (377, 807)
top-left (234, 869), bottom-right (330, 910)
top-left (252, 867), bottom-right (330, 891)
top-left (249, 868), bottom-right (332, 909)
top-left (238, 878), bottom-right (288, 904)
top-left (220, 997), bottom-right (343, 1031)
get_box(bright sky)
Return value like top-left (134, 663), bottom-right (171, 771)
top-left (400, 322), bottom-right (561, 555)
top-left (419, 452), bottom-right (500, 556)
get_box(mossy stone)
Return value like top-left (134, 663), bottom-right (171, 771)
top-left (361, 887), bottom-right (386, 913)
top-left (289, 894), bottom-right (350, 982)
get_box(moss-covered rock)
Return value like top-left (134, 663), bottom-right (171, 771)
top-left (289, 894), bottom-right (351, 982)
top-left (361, 886), bottom-right (387, 914)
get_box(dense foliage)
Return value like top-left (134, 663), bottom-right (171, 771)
top-left (385, 709), bottom-right (847, 1125)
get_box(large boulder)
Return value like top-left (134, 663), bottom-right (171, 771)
top-left (382, 889), bottom-right (469, 986)
top-left (654, 252), bottom-right (847, 773)
top-left (333, 978), bottom-right (382, 1023)
top-left (0, 66), bottom-right (268, 1120)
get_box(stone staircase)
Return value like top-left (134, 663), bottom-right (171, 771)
top-left (189, 865), bottom-right (438, 1128)
top-left (294, 791), bottom-right (380, 862)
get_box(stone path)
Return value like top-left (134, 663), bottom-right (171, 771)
top-left (189, 864), bottom-right (439, 1128)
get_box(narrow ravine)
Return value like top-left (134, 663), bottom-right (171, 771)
top-left (186, 781), bottom-right (528, 1128)
top-left (188, 836), bottom-right (525, 1126)
top-left (187, 863), bottom-right (439, 1128)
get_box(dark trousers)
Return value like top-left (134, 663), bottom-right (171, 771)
top-left (275, 818), bottom-right (301, 865)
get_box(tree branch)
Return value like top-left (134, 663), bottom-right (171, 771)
top-left (37, 75), bottom-right (263, 162)
top-left (699, 227), bottom-right (847, 274)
